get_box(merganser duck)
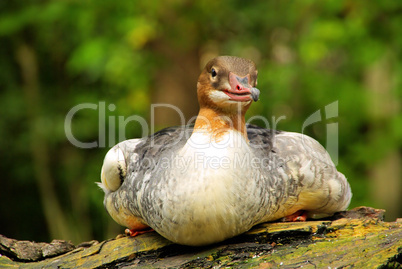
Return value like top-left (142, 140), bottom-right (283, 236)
top-left (99, 56), bottom-right (352, 246)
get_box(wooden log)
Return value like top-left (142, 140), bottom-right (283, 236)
top-left (1, 207), bottom-right (401, 268)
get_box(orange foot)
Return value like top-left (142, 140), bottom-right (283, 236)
top-left (282, 210), bottom-right (308, 222)
top-left (125, 227), bottom-right (155, 237)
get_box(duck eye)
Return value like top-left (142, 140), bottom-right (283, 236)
top-left (211, 68), bottom-right (217, 78)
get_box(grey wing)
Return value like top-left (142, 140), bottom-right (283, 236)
top-left (100, 125), bottom-right (192, 227)
top-left (273, 131), bottom-right (352, 218)
top-left (114, 126), bottom-right (192, 216)
top-left (246, 123), bottom-right (280, 151)
top-left (99, 137), bottom-right (147, 228)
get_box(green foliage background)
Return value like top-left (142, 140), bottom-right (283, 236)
top-left (0, 0), bottom-right (401, 244)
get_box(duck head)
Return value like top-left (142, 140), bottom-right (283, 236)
top-left (197, 56), bottom-right (260, 113)
top-left (195, 56), bottom-right (260, 138)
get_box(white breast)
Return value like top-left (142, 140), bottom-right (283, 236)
top-left (182, 129), bottom-right (250, 168)
top-left (155, 130), bottom-right (259, 245)
top-left (177, 130), bottom-right (252, 192)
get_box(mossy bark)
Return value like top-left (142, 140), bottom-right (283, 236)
top-left (1, 207), bottom-right (401, 268)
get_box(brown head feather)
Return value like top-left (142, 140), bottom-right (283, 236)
top-left (194, 56), bottom-right (259, 139)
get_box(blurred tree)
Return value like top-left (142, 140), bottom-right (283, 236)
top-left (0, 0), bottom-right (400, 244)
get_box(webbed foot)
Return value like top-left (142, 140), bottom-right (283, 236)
top-left (281, 210), bottom-right (308, 222)
top-left (125, 227), bottom-right (155, 237)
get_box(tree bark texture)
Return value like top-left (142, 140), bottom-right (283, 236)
top-left (1, 207), bottom-right (401, 268)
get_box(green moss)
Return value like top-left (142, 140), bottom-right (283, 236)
top-left (3, 209), bottom-right (401, 268)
